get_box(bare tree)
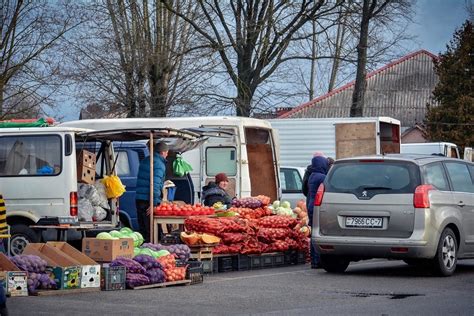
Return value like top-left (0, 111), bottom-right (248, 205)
top-left (0, 0), bottom-right (84, 119)
top-left (65, 0), bottom-right (210, 118)
top-left (161, 0), bottom-right (345, 117)
top-left (350, 0), bottom-right (412, 117)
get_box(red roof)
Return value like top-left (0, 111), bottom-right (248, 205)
top-left (279, 50), bottom-right (438, 118)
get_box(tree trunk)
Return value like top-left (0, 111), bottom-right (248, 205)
top-left (309, 20), bottom-right (317, 101)
top-left (328, 8), bottom-right (347, 92)
top-left (350, 0), bottom-right (371, 117)
top-left (235, 81), bottom-right (252, 117)
top-left (0, 81), bottom-right (3, 117)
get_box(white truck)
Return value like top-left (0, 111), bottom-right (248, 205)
top-left (400, 142), bottom-right (460, 159)
top-left (268, 117), bottom-right (401, 167)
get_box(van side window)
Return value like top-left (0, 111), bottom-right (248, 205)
top-left (96, 151), bottom-right (131, 177)
top-left (445, 162), bottom-right (474, 193)
top-left (423, 162), bottom-right (449, 191)
top-left (206, 147), bottom-right (237, 176)
top-left (0, 135), bottom-right (61, 176)
top-left (280, 168), bottom-right (303, 193)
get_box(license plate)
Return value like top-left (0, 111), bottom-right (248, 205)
top-left (345, 217), bottom-right (383, 228)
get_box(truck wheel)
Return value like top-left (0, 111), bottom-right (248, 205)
top-left (9, 224), bottom-right (40, 256)
top-left (432, 228), bottom-right (457, 276)
top-left (320, 254), bottom-right (350, 273)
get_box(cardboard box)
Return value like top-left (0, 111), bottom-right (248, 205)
top-left (23, 243), bottom-right (82, 290)
top-left (47, 242), bottom-right (100, 288)
top-left (0, 253), bottom-right (28, 297)
top-left (78, 150), bottom-right (97, 169)
top-left (82, 238), bottom-right (134, 262)
top-left (77, 165), bottom-right (95, 184)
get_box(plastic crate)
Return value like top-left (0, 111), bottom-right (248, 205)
top-left (273, 253), bottom-right (285, 266)
top-left (237, 255), bottom-right (250, 271)
top-left (284, 250), bottom-right (297, 265)
top-left (249, 255), bottom-right (262, 269)
top-left (261, 254), bottom-right (274, 268)
top-left (297, 251), bottom-right (306, 264)
top-left (101, 265), bottom-right (126, 291)
top-left (217, 256), bottom-right (235, 272)
top-left (202, 260), bottom-right (213, 274)
top-left (161, 231), bottom-right (182, 245)
top-left (186, 261), bottom-right (204, 285)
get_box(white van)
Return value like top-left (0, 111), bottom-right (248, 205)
top-left (400, 142), bottom-right (460, 158)
top-left (280, 166), bottom-right (306, 208)
top-left (60, 117), bottom-right (281, 203)
top-left (0, 124), bottom-right (210, 254)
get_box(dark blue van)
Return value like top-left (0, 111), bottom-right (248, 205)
top-left (77, 142), bottom-right (195, 230)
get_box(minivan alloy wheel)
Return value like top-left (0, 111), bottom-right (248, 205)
top-left (442, 234), bottom-right (456, 269)
top-left (433, 228), bottom-right (457, 276)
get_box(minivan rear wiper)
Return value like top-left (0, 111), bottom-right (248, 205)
top-left (363, 186), bottom-right (392, 190)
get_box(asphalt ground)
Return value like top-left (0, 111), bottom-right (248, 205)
top-left (8, 259), bottom-right (474, 315)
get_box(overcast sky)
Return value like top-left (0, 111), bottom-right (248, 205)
top-left (406, 0), bottom-right (470, 54)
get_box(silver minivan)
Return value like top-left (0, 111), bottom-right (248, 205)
top-left (313, 154), bottom-right (474, 276)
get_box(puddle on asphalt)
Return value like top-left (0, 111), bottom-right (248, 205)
top-left (335, 291), bottom-right (424, 300)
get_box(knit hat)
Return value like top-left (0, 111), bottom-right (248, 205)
top-left (148, 141), bottom-right (169, 152)
top-left (215, 173), bottom-right (229, 184)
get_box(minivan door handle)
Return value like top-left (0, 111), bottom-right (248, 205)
top-left (458, 201), bottom-right (465, 207)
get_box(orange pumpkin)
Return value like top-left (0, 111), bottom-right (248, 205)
top-left (200, 233), bottom-right (221, 244)
top-left (180, 231), bottom-right (200, 245)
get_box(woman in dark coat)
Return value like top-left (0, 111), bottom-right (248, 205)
top-left (202, 173), bottom-right (233, 208)
top-left (306, 155), bottom-right (329, 268)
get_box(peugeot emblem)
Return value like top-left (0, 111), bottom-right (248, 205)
top-left (362, 190), bottom-right (368, 197)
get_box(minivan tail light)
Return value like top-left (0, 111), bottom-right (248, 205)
top-left (413, 185), bottom-right (434, 208)
top-left (314, 183), bottom-right (325, 206)
top-left (70, 192), bottom-right (78, 216)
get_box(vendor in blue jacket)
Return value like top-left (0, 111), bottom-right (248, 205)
top-left (306, 155), bottom-right (329, 269)
top-left (135, 141), bottom-right (169, 242)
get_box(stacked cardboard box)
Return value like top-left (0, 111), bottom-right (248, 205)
top-left (46, 242), bottom-right (100, 288)
top-left (77, 150), bottom-right (96, 184)
top-left (82, 238), bottom-right (134, 262)
top-left (23, 244), bottom-right (82, 290)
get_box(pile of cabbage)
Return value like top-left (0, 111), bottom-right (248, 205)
top-left (269, 201), bottom-right (297, 218)
top-left (141, 243), bottom-right (190, 262)
top-left (96, 227), bottom-right (144, 247)
top-left (10, 255), bottom-right (57, 293)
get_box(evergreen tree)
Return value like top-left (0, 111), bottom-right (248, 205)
top-left (424, 20), bottom-right (473, 151)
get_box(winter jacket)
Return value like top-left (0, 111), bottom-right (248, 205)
top-left (202, 182), bottom-right (232, 208)
top-left (306, 156), bottom-right (329, 217)
top-left (302, 164), bottom-right (312, 197)
top-left (135, 153), bottom-right (167, 205)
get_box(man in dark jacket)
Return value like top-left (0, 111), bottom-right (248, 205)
top-left (135, 141), bottom-right (168, 242)
top-left (202, 173), bottom-right (233, 208)
top-left (306, 155), bottom-right (329, 268)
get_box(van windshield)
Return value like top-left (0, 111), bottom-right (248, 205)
top-left (326, 161), bottom-right (420, 195)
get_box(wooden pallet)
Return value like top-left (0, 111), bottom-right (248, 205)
top-left (189, 246), bottom-right (214, 260)
top-left (33, 287), bottom-right (101, 296)
top-left (130, 279), bottom-right (191, 290)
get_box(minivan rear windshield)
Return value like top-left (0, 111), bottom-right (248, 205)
top-left (326, 161), bottom-right (420, 194)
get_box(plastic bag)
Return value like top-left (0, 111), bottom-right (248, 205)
top-left (172, 154), bottom-right (193, 177)
top-left (93, 181), bottom-right (110, 209)
top-left (78, 198), bottom-right (94, 221)
top-left (100, 175), bottom-right (126, 198)
top-left (94, 206), bottom-right (107, 221)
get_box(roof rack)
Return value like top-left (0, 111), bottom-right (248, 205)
top-left (0, 117), bottom-right (55, 128)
